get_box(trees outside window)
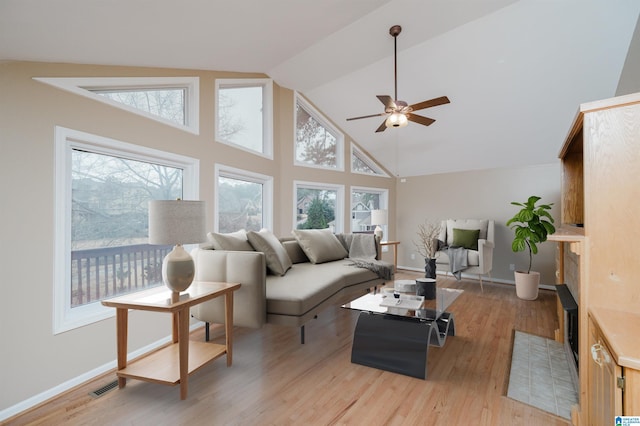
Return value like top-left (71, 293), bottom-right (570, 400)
top-left (295, 182), bottom-right (343, 232)
top-left (71, 150), bottom-right (182, 251)
top-left (54, 127), bottom-right (199, 333)
top-left (35, 77), bottom-right (200, 134)
top-left (351, 144), bottom-right (387, 176)
top-left (93, 88), bottom-right (186, 126)
top-left (294, 94), bottom-right (343, 170)
top-left (216, 79), bottom-right (273, 158)
top-left (216, 165), bottom-right (272, 233)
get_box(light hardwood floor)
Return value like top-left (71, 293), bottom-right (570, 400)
top-left (6, 271), bottom-right (569, 425)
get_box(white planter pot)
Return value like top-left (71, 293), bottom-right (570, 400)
top-left (514, 270), bottom-right (540, 300)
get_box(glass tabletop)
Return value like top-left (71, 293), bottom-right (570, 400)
top-left (343, 283), bottom-right (463, 321)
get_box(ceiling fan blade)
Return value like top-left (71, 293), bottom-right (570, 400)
top-left (346, 112), bottom-right (386, 121)
top-left (377, 95), bottom-right (396, 110)
top-left (409, 96), bottom-right (450, 112)
top-left (375, 120), bottom-right (387, 133)
top-left (407, 113), bottom-right (435, 127)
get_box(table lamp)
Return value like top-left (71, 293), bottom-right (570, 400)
top-left (148, 199), bottom-right (206, 294)
top-left (371, 209), bottom-right (388, 241)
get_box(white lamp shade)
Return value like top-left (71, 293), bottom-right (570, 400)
top-left (371, 209), bottom-right (388, 226)
top-left (385, 112), bottom-right (408, 128)
top-left (148, 200), bottom-right (206, 245)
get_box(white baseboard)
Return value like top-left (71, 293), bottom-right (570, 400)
top-left (0, 322), bottom-right (204, 422)
top-left (396, 265), bottom-right (557, 290)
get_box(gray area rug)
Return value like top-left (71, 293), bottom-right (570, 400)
top-left (507, 330), bottom-right (578, 420)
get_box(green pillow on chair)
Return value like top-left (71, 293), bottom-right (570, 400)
top-left (452, 228), bottom-right (480, 250)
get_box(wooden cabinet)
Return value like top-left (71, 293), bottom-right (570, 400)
top-left (589, 309), bottom-right (640, 420)
top-left (588, 312), bottom-right (622, 424)
top-left (551, 92), bottom-right (640, 424)
top-left (559, 124), bottom-right (584, 227)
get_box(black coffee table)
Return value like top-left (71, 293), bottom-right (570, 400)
top-left (342, 284), bottom-right (463, 379)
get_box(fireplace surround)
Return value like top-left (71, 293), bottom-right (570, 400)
top-left (556, 284), bottom-right (579, 379)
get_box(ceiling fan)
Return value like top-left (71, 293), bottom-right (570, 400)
top-left (346, 25), bottom-right (450, 133)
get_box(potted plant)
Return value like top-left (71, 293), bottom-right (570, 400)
top-left (413, 221), bottom-right (441, 279)
top-left (506, 195), bottom-right (556, 300)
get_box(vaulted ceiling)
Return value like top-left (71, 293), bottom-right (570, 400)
top-left (1, 0), bottom-right (638, 176)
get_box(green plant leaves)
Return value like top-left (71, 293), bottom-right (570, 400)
top-left (511, 239), bottom-right (526, 252)
top-left (507, 195), bottom-right (555, 274)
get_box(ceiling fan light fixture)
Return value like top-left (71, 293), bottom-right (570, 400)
top-left (385, 112), bottom-right (408, 128)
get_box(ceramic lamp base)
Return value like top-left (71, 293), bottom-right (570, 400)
top-left (374, 225), bottom-right (384, 241)
top-left (162, 244), bottom-right (195, 293)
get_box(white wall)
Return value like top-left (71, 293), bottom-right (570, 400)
top-left (394, 164), bottom-right (561, 285)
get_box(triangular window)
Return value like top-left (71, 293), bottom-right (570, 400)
top-left (351, 144), bottom-right (387, 176)
top-left (294, 93), bottom-right (344, 171)
top-left (34, 77), bottom-right (199, 134)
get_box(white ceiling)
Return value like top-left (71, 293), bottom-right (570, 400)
top-left (1, 0), bottom-right (639, 177)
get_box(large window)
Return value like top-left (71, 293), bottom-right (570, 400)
top-left (215, 165), bottom-right (273, 233)
top-left (294, 93), bottom-right (344, 170)
top-left (34, 77), bottom-right (200, 134)
top-left (294, 181), bottom-right (344, 232)
top-left (215, 79), bottom-right (273, 158)
top-left (54, 127), bottom-right (199, 333)
top-left (350, 187), bottom-right (389, 234)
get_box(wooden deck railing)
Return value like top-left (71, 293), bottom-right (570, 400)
top-left (71, 244), bottom-right (172, 307)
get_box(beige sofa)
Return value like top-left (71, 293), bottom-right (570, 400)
top-left (191, 230), bottom-right (393, 343)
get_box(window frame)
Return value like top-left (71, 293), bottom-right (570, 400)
top-left (351, 143), bottom-right (389, 177)
top-left (215, 78), bottom-right (274, 159)
top-left (293, 92), bottom-right (344, 171)
top-left (53, 126), bottom-right (200, 334)
top-left (214, 164), bottom-right (273, 232)
top-left (350, 186), bottom-right (389, 235)
top-left (34, 77), bottom-right (200, 134)
top-left (293, 180), bottom-right (345, 233)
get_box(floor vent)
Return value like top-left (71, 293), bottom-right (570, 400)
top-left (89, 380), bottom-right (118, 398)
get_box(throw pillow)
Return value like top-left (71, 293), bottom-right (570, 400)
top-left (452, 228), bottom-right (480, 250)
top-left (246, 229), bottom-right (292, 276)
top-left (292, 229), bottom-right (349, 264)
top-left (207, 229), bottom-right (254, 251)
top-left (445, 219), bottom-right (488, 246)
top-left (281, 239), bottom-right (310, 264)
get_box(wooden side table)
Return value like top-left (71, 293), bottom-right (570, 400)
top-left (380, 240), bottom-right (400, 270)
top-left (102, 281), bottom-right (240, 400)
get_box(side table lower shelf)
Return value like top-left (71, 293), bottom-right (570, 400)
top-left (118, 341), bottom-right (227, 385)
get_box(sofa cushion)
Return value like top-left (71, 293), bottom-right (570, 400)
top-left (265, 260), bottom-right (378, 316)
top-left (446, 219), bottom-right (488, 246)
top-left (292, 229), bottom-right (348, 264)
top-left (247, 229), bottom-right (292, 276)
top-left (281, 239), bottom-right (309, 264)
top-left (452, 228), bottom-right (480, 250)
top-left (207, 229), bottom-right (254, 251)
